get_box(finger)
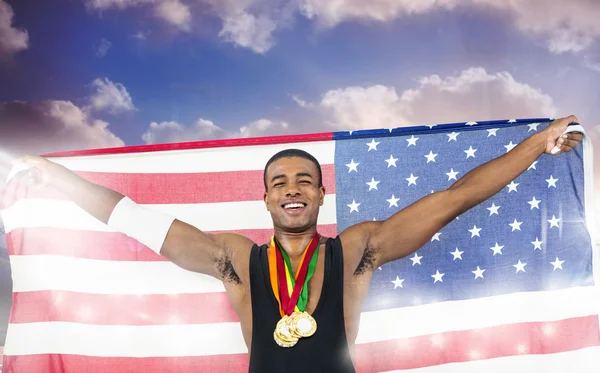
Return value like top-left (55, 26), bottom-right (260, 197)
top-left (557, 138), bottom-right (580, 148)
top-left (564, 132), bottom-right (584, 142)
top-left (558, 144), bottom-right (574, 153)
top-left (566, 115), bottom-right (580, 124)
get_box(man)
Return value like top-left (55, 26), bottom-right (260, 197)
top-left (0, 116), bottom-right (585, 372)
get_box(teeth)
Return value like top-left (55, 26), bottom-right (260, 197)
top-left (284, 203), bottom-right (304, 209)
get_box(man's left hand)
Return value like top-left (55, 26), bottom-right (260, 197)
top-left (543, 115), bottom-right (584, 155)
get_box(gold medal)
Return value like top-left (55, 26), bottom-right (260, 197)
top-left (273, 316), bottom-right (298, 347)
top-left (291, 311), bottom-right (317, 338)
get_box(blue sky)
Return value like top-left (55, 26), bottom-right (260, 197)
top-left (1, 0), bottom-right (600, 344)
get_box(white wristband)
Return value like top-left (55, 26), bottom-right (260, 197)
top-left (107, 197), bottom-right (176, 254)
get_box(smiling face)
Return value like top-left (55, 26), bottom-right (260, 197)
top-left (264, 156), bottom-right (325, 233)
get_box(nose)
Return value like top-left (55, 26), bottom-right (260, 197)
top-left (285, 182), bottom-right (300, 196)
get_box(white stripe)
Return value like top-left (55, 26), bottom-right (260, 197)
top-left (4, 321), bottom-right (247, 357)
top-left (380, 346), bottom-right (600, 373)
top-left (48, 141), bottom-right (335, 173)
top-left (1, 195), bottom-right (337, 233)
top-left (10, 255), bottom-right (225, 294)
top-left (356, 285), bottom-right (600, 343)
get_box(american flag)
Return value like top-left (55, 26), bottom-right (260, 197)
top-left (0, 118), bottom-right (598, 373)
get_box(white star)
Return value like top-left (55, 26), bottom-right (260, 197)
top-left (509, 218), bottom-right (523, 232)
top-left (431, 232), bottom-right (441, 242)
top-left (472, 266), bottom-right (485, 279)
top-left (487, 203), bottom-right (500, 216)
top-left (464, 146), bottom-right (477, 158)
top-left (508, 119), bottom-right (517, 123)
top-left (406, 135), bottom-right (419, 147)
top-left (346, 159), bottom-right (359, 173)
top-left (366, 177), bottom-right (380, 191)
top-left (387, 195), bottom-right (400, 208)
top-left (447, 132), bottom-right (459, 141)
top-left (391, 276), bottom-right (405, 289)
top-left (487, 128), bottom-right (499, 137)
top-left (367, 139), bottom-right (380, 151)
top-left (424, 151), bottom-right (438, 163)
top-left (348, 130), bottom-right (354, 135)
top-left (466, 121), bottom-right (478, 126)
top-left (450, 248), bottom-right (464, 260)
top-left (490, 242), bottom-right (504, 256)
top-left (531, 237), bottom-right (543, 250)
top-left (528, 197), bottom-right (541, 209)
top-left (446, 168), bottom-right (459, 181)
top-left (410, 253), bottom-right (423, 265)
top-left (431, 270), bottom-right (445, 283)
top-left (426, 124), bottom-right (436, 129)
top-left (548, 215), bottom-right (561, 228)
top-left (504, 141), bottom-right (517, 152)
top-left (347, 200), bottom-right (360, 213)
top-left (469, 225), bottom-right (481, 238)
top-left (506, 181), bottom-right (519, 193)
top-left (528, 123), bottom-right (540, 132)
top-left (513, 260), bottom-right (527, 273)
top-left (528, 161), bottom-right (538, 170)
top-left (406, 173), bottom-right (419, 186)
top-left (385, 154), bottom-right (398, 168)
top-left (551, 257), bottom-right (564, 271)
top-left (546, 175), bottom-right (558, 188)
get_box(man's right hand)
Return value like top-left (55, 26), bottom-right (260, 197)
top-left (1, 155), bottom-right (57, 210)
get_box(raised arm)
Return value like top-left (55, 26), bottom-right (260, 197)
top-left (340, 116), bottom-right (584, 269)
top-left (0, 156), bottom-right (254, 280)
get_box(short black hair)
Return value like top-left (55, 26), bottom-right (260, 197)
top-left (264, 149), bottom-right (323, 190)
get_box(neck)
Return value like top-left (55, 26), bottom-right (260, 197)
top-left (273, 226), bottom-right (318, 259)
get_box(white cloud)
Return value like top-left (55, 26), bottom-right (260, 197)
top-left (90, 78), bottom-right (136, 114)
top-left (95, 38), bottom-right (112, 57)
top-left (154, 0), bottom-right (191, 31)
top-left (142, 117), bottom-right (290, 144)
top-left (0, 0), bottom-right (28, 58)
top-left (218, 10), bottom-right (277, 54)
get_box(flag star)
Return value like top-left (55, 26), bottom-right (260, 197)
top-left (446, 168), bottom-right (459, 181)
top-left (487, 203), bottom-right (500, 216)
top-left (464, 146), bottom-right (477, 158)
top-left (447, 132), bottom-right (459, 141)
top-left (528, 161), bottom-right (538, 170)
top-left (348, 130), bottom-right (354, 135)
top-left (424, 150), bottom-right (438, 163)
top-left (528, 197), bottom-right (541, 209)
top-left (468, 225), bottom-right (482, 238)
top-left (508, 119), bottom-right (517, 123)
top-left (391, 276), bottom-right (405, 289)
top-left (490, 242), bottom-right (504, 256)
top-left (387, 195), bottom-right (400, 208)
top-left (472, 266), bottom-right (485, 279)
top-left (504, 141), bottom-right (517, 152)
top-left (347, 200), bottom-right (360, 213)
top-left (506, 181), bottom-right (519, 192)
top-left (546, 175), bottom-right (558, 188)
top-left (509, 218), bottom-right (523, 232)
top-left (531, 237), bottom-right (543, 250)
top-left (450, 248), bottom-right (464, 260)
top-left (528, 123), bottom-right (540, 131)
top-left (465, 121), bottom-right (478, 126)
top-left (551, 257), bottom-right (564, 271)
top-left (548, 215), bottom-right (561, 228)
top-left (346, 159), bottom-right (359, 173)
top-left (406, 135), bottom-right (419, 147)
top-left (410, 253), bottom-right (423, 266)
top-left (366, 177), bottom-right (380, 191)
top-left (385, 154), bottom-right (398, 168)
top-left (406, 173), bottom-right (419, 186)
top-left (431, 270), bottom-right (445, 283)
top-left (367, 138), bottom-right (380, 151)
top-left (487, 128), bottom-right (499, 137)
top-left (377, 266), bottom-right (382, 270)
top-left (513, 260), bottom-right (527, 273)
top-left (431, 232), bottom-right (441, 242)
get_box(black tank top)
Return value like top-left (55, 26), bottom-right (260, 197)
top-left (248, 236), bottom-right (356, 373)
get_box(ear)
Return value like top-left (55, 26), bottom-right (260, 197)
top-left (264, 190), bottom-right (270, 211)
top-left (319, 186), bottom-right (325, 206)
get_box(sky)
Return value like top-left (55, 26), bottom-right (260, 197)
top-left (0, 0), bottom-right (599, 345)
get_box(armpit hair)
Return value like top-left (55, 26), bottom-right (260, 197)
top-left (354, 242), bottom-right (379, 276)
top-left (215, 251), bottom-right (242, 284)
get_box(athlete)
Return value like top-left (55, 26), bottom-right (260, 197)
top-left (0, 116), bottom-right (584, 372)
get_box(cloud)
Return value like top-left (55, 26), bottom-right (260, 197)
top-left (94, 38), bottom-right (112, 57)
top-left (90, 78), bottom-right (136, 114)
top-left (0, 100), bottom-right (124, 158)
top-left (84, 0), bottom-right (153, 10)
top-left (0, 0), bottom-right (28, 58)
top-left (141, 117), bottom-right (290, 144)
top-left (154, 0), bottom-right (191, 31)
top-left (218, 10), bottom-right (277, 54)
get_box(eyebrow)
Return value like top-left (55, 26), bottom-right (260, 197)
top-left (270, 172), bottom-right (314, 183)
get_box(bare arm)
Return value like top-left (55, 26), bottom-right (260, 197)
top-left (340, 116), bottom-right (584, 268)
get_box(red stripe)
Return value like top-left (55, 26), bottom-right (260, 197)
top-left (43, 132), bottom-right (334, 157)
top-left (25, 164), bottom-right (336, 204)
top-left (6, 225), bottom-right (339, 259)
top-left (10, 290), bottom-right (239, 325)
top-left (354, 315), bottom-right (600, 373)
top-left (3, 317), bottom-right (598, 373)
